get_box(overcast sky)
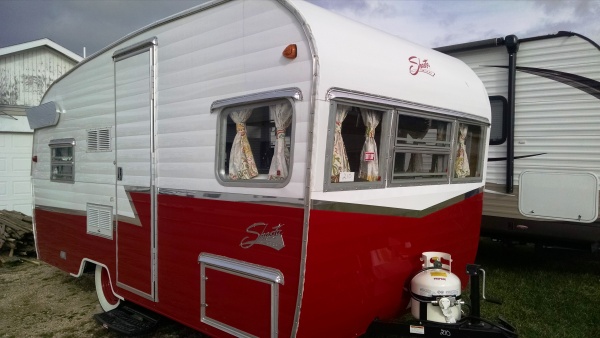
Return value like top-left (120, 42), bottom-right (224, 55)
top-left (1, 0), bottom-right (599, 57)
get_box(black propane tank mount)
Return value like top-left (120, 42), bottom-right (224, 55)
top-left (365, 264), bottom-right (518, 337)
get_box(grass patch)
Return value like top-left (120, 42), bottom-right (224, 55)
top-left (473, 239), bottom-right (600, 338)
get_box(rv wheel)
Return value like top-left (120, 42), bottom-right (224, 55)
top-left (95, 265), bottom-right (120, 311)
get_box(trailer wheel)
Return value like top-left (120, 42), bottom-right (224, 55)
top-left (95, 265), bottom-right (120, 311)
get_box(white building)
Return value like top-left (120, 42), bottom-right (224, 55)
top-left (0, 38), bottom-right (82, 215)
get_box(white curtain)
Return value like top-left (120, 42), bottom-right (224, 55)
top-left (358, 109), bottom-right (380, 181)
top-left (331, 105), bottom-right (351, 182)
top-left (268, 103), bottom-right (293, 180)
top-left (228, 109), bottom-right (258, 180)
top-left (455, 124), bottom-right (470, 178)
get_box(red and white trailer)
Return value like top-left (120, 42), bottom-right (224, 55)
top-left (27, 0), bottom-right (491, 337)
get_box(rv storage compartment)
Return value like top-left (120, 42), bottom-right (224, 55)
top-left (199, 253), bottom-right (284, 338)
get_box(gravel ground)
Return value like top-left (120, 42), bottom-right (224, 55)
top-left (0, 255), bottom-right (204, 338)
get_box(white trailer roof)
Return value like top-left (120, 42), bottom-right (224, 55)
top-left (290, 0), bottom-right (490, 121)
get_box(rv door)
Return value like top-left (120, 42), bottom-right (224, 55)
top-left (113, 38), bottom-right (157, 301)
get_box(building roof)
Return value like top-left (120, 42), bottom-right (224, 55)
top-left (0, 38), bottom-right (83, 62)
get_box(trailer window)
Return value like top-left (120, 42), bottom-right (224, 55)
top-left (392, 115), bottom-right (451, 183)
top-left (489, 96), bottom-right (507, 145)
top-left (49, 138), bottom-right (75, 183)
top-left (328, 103), bottom-right (386, 188)
top-left (217, 99), bottom-right (293, 185)
top-left (453, 123), bottom-right (484, 180)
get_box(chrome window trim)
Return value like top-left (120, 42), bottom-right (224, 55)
top-left (49, 138), bottom-right (75, 183)
top-left (323, 99), bottom-right (392, 192)
top-left (327, 87), bottom-right (490, 125)
top-left (214, 97), bottom-right (296, 188)
top-left (211, 87), bottom-right (303, 111)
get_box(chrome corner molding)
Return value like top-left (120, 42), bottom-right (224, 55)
top-left (210, 87), bottom-right (303, 111)
top-left (198, 253), bottom-right (284, 284)
top-left (113, 37), bottom-right (158, 61)
top-left (326, 87), bottom-right (490, 125)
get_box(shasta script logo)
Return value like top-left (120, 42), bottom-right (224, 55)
top-left (409, 56), bottom-right (435, 77)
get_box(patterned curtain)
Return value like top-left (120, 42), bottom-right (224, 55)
top-left (331, 105), bottom-right (351, 182)
top-left (228, 109), bottom-right (258, 180)
top-left (268, 103), bottom-right (293, 180)
top-left (358, 109), bottom-right (380, 181)
top-left (455, 124), bottom-right (470, 178)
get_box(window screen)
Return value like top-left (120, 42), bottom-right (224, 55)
top-left (392, 114), bottom-right (451, 183)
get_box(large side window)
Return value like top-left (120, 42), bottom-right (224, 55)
top-left (49, 138), bottom-right (75, 183)
top-left (489, 96), bottom-right (507, 145)
top-left (328, 102), bottom-right (386, 188)
top-left (217, 99), bottom-right (293, 185)
top-left (392, 114), bottom-right (452, 183)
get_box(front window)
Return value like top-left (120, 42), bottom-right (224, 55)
top-left (49, 138), bottom-right (75, 183)
top-left (217, 99), bottom-right (293, 185)
top-left (328, 102), bottom-right (386, 189)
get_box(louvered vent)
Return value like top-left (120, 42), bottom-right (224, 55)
top-left (87, 204), bottom-right (113, 238)
top-left (87, 128), bottom-right (111, 152)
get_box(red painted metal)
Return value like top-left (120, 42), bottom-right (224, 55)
top-left (33, 191), bottom-right (482, 338)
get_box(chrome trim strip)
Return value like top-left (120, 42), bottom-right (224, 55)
top-left (327, 87), bottom-right (490, 125)
top-left (198, 253), bottom-right (284, 284)
top-left (210, 87), bottom-right (303, 111)
top-left (276, 1), bottom-right (319, 335)
top-left (48, 138), bottom-right (75, 146)
top-left (159, 188), bottom-right (304, 207)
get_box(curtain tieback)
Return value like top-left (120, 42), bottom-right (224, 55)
top-left (365, 127), bottom-right (375, 138)
top-left (276, 129), bottom-right (286, 138)
top-left (236, 123), bottom-right (247, 136)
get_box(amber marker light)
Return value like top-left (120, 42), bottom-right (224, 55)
top-left (32, 156), bottom-right (38, 163)
top-left (283, 44), bottom-right (297, 59)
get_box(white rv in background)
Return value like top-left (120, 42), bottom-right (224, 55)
top-left (439, 32), bottom-right (600, 250)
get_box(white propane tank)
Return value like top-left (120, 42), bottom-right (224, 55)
top-left (410, 252), bottom-right (462, 323)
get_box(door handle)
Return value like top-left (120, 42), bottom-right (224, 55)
top-left (117, 167), bottom-right (123, 181)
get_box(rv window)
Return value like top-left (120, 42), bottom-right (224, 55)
top-left (49, 138), bottom-right (75, 183)
top-left (328, 104), bottom-right (385, 186)
top-left (391, 114), bottom-right (451, 183)
top-left (217, 99), bottom-right (293, 185)
top-left (489, 96), bottom-right (507, 145)
top-left (453, 123), bottom-right (484, 180)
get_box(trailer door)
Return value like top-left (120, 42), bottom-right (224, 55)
top-left (113, 38), bottom-right (157, 301)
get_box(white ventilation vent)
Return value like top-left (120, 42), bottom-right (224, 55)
top-left (87, 128), bottom-right (111, 152)
top-left (87, 204), bottom-right (113, 239)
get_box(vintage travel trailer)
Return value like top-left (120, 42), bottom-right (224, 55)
top-left (439, 32), bottom-right (600, 251)
top-left (27, 0), bottom-right (491, 336)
